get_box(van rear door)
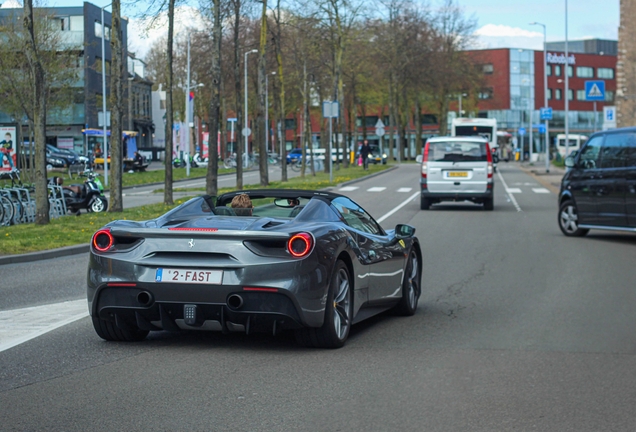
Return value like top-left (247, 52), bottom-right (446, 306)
top-left (427, 141), bottom-right (489, 194)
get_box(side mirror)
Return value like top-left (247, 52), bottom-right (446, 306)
top-left (395, 224), bottom-right (415, 239)
top-left (564, 156), bottom-right (575, 168)
top-left (415, 155), bottom-right (423, 163)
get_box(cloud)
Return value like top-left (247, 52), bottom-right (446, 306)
top-left (0, 0), bottom-right (22, 8)
top-left (128, 5), bottom-right (209, 60)
top-left (472, 24), bottom-right (544, 50)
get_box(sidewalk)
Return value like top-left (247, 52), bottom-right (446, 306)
top-left (516, 161), bottom-right (566, 195)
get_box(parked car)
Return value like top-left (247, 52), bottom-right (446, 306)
top-left (20, 145), bottom-right (77, 169)
top-left (419, 136), bottom-right (494, 210)
top-left (558, 127), bottom-right (636, 236)
top-left (356, 143), bottom-right (387, 165)
top-left (87, 189), bottom-right (421, 348)
top-left (286, 148), bottom-right (302, 164)
top-left (46, 144), bottom-right (84, 165)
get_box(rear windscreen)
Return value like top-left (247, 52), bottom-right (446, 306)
top-left (454, 126), bottom-right (494, 142)
top-left (429, 141), bottom-right (488, 162)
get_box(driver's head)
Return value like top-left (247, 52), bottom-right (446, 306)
top-left (287, 198), bottom-right (300, 206)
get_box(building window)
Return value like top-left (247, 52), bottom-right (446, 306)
top-left (520, 62), bottom-right (531, 75)
top-left (605, 90), bottom-right (615, 102)
top-left (598, 68), bottom-right (614, 79)
top-left (355, 116), bottom-right (379, 127)
top-left (478, 88), bottom-right (493, 100)
top-left (576, 89), bottom-right (587, 100)
top-left (95, 58), bottom-right (111, 76)
top-left (94, 21), bottom-right (111, 40)
top-left (50, 16), bottom-right (70, 31)
top-left (577, 67), bottom-right (594, 78)
top-left (568, 89), bottom-right (573, 100)
top-left (284, 119), bottom-right (296, 130)
top-left (546, 65), bottom-right (552, 76)
top-left (554, 65), bottom-right (562, 76)
top-left (567, 66), bottom-right (573, 77)
top-left (555, 89), bottom-right (562, 100)
top-left (547, 89), bottom-right (552, 100)
top-left (421, 114), bottom-right (437, 124)
top-left (482, 63), bottom-right (494, 74)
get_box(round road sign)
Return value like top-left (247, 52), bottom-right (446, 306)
top-left (375, 127), bottom-right (385, 137)
top-left (241, 127), bottom-right (251, 137)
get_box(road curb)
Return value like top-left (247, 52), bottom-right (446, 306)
top-left (517, 163), bottom-right (565, 195)
top-left (0, 244), bottom-right (89, 266)
top-left (333, 164), bottom-right (400, 188)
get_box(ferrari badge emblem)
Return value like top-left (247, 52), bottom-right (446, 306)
top-left (188, 239), bottom-right (195, 249)
top-left (398, 239), bottom-right (405, 248)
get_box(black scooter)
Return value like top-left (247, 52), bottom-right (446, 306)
top-left (60, 171), bottom-right (108, 214)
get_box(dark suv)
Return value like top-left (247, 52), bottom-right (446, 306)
top-left (558, 127), bottom-right (636, 236)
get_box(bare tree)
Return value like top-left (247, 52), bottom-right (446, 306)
top-left (206, 0), bottom-right (222, 195)
top-left (255, 0), bottom-right (269, 186)
top-left (109, 0), bottom-right (125, 212)
top-left (22, 0), bottom-right (48, 224)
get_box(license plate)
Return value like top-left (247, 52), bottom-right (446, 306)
top-left (448, 171), bottom-right (468, 178)
top-left (155, 268), bottom-right (223, 284)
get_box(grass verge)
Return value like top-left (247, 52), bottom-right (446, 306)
top-left (0, 163), bottom-right (393, 255)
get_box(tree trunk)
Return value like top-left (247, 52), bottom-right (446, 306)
top-left (257, 0), bottom-right (268, 186)
top-left (206, 0), bottom-right (221, 196)
top-left (109, 0), bottom-right (124, 212)
top-left (23, 0), bottom-right (49, 224)
top-left (414, 97), bottom-right (423, 157)
top-left (164, 0), bottom-right (175, 205)
top-left (361, 103), bottom-right (367, 141)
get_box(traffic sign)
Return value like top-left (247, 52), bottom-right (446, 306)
top-left (241, 127), bottom-right (251, 137)
top-left (322, 101), bottom-right (339, 118)
top-left (518, 127), bottom-right (526, 136)
top-left (585, 80), bottom-right (605, 101)
top-left (538, 124), bottom-right (546, 134)
top-left (540, 107), bottom-right (553, 121)
top-left (375, 127), bottom-right (385, 137)
top-left (375, 119), bottom-right (385, 129)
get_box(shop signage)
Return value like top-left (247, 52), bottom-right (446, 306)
top-left (546, 53), bottom-right (576, 65)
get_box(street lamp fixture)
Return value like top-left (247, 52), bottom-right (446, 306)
top-left (530, 21), bottom-right (550, 172)
top-left (244, 49), bottom-right (258, 166)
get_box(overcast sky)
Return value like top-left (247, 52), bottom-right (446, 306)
top-left (0, 0), bottom-right (621, 59)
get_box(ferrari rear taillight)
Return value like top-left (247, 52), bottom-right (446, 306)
top-left (287, 233), bottom-right (314, 258)
top-left (92, 229), bottom-right (114, 252)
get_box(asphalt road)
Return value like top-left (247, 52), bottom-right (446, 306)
top-left (1, 163), bottom-right (636, 431)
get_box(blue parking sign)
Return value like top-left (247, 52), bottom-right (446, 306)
top-left (538, 124), bottom-right (546, 134)
top-left (540, 107), bottom-right (553, 120)
top-left (518, 127), bottom-right (526, 136)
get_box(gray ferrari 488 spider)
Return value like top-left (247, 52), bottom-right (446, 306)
top-left (88, 189), bottom-right (422, 348)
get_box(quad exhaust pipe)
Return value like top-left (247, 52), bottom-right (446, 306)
top-left (227, 294), bottom-right (244, 310)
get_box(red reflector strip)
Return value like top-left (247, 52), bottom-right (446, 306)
top-left (107, 283), bottom-right (137, 287)
top-left (168, 228), bottom-right (219, 232)
top-left (243, 287), bottom-right (279, 293)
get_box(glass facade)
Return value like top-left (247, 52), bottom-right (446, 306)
top-left (508, 49), bottom-right (535, 128)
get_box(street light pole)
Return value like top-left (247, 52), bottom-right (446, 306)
top-left (244, 49), bottom-right (258, 168)
top-left (100, 3), bottom-right (112, 186)
top-left (185, 32), bottom-right (191, 177)
top-left (531, 22), bottom-right (550, 173)
top-left (564, 0), bottom-right (570, 158)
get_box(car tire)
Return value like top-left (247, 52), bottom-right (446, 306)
top-left (392, 249), bottom-right (421, 316)
top-left (420, 197), bottom-right (430, 210)
top-left (558, 200), bottom-right (589, 237)
top-left (88, 196), bottom-right (108, 213)
top-left (483, 198), bottom-right (494, 211)
top-left (91, 316), bottom-right (149, 342)
top-left (295, 260), bottom-right (352, 349)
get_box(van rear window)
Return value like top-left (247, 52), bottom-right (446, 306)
top-left (429, 141), bottom-right (488, 162)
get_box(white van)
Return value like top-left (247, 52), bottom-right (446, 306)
top-left (557, 134), bottom-right (587, 159)
top-left (420, 136), bottom-right (494, 211)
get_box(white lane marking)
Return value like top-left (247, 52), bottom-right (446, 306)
top-left (506, 188), bottom-right (522, 193)
top-left (339, 186), bottom-right (359, 191)
top-left (497, 170), bottom-right (522, 212)
top-left (367, 187), bottom-right (386, 192)
top-left (0, 300), bottom-right (88, 353)
top-left (376, 192), bottom-right (419, 223)
top-left (533, 188), bottom-right (551, 194)
top-left (397, 187), bottom-right (412, 193)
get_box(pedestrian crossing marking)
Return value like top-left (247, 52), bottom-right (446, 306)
top-left (339, 186), bottom-right (359, 191)
top-left (397, 187), bottom-right (412, 193)
top-left (506, 188), bottom-right (522, 193)
top-left (532, 188), bottom-right (551, 194)
top-left (367, 187), bottom-right (386, 192)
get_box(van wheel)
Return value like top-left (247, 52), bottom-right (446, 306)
top-left (420, 197), bottom-right (430, 210)
top-left (483, 198), bottom-right (494, 211)
top-left (558, 201), bottom-right (589, 237)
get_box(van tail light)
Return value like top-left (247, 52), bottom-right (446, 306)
top-left (486, 143), bottom-right (493, 179)
top-left (92, 229), bottom-right (114, 252)
top-left (421, 142), bottom-right (430, 178)
top-left (287, 232), bottom-right (314, 258)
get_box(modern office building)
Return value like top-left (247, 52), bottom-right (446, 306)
top-left (0, 2), bottom-right (128, 156)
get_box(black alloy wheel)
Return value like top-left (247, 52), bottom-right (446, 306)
top-left (393, 249), bottom-right (421, 316)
